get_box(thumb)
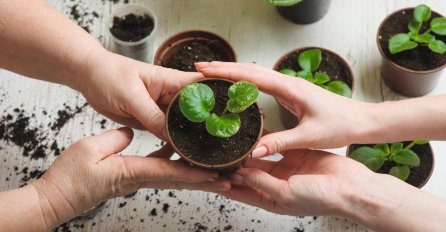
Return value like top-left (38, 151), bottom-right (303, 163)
top-left (251, 128), bottom-right (307, 158)
top-left (82, 127), bottom-right (134, 160)
top-left (237, 168), bottom-right (286, 200)
top-left (128, 95), bottom-right (167, 140)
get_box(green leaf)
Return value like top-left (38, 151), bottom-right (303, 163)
top-left (389, 166), bottom-right (410, 181)
top-left (298, 49), bottom-right (322, 72)
top-left (414, 140), bottom-right (429, 145)
top-left (392, 149), bottom-right (421, 167)
top-left (414, 4), bottom-right (431, 22)
top-left (410, 33), bottom-right (436, 44)
top-left (428, 40), bottom-right (446, 54)
top-left (227, 81), bottom-right (259, 113)
top-left (324, 81), bottom-right (352, 98)
top-left (297, 70), bottom-right (313, 81)
top-left (349, 147), bottom-right (386, 171)
top-left (279, 69), bottom-right (297, 77)
top-left (266, 0), bottom-right (302, 6)
top-left (408, 19), bottom-right (422, 33)
top-left (205, 113), bottom-right (241, 138)
top-left (373, 144), bottom-right (390, 156)
top-left (179, 83), bottom-right (215, 122)
top-left (431, 17), bottom-right (446, 35)
top-left (389, 33), bottom-right (418, 54)
top-left (313, 72), bottom-right (330, 85)
top-left (390, 142), bottom-right (404, 156)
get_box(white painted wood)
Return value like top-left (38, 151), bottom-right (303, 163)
top-left (0, 0), bottom-right (445, 231)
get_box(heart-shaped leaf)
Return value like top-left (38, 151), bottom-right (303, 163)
top-left (324, 81), bottom-right (352, 98)
top-left (390, 142), bottom-right (404, 156)
top-left (414, 140), bottom-right (429, 145)
top-left (410, 33), bottom-right (436, 44)
top-left (414, 4), bottom-right (431, 22)
top-left (428, 40), bottom-right (446, 54)
top-left (297, 70), bottom-right (314, 81)
top-left (298, 49), bottom-right (322, 72)
top-left (179, 83), bottom-right (215, 122)
top-left (389, 166), bottom-right (410, 181)
top-left (408, 19), bottom-right (422, 33)
top-left (373, 144), bottom-right (390, 156)
top-left (431, 17), bottom-right (446, 35)
top-left (205, 113), bottom-right (241, 138)
top-left (227, 81), bottom-right (259, 113)
top-left (349, 147), bottom-right (386, 171)
top-left (266, 0), bottom-right (302, 6)
top-left (389, 33), bottom-right (418, 54)
top-left (313, 72), bottom-right (330, 85)
top-left (392, 149), bottom-right (420, 167)
top-left (279, 69), bottom-right (297, 77)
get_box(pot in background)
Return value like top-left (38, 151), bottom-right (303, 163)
top-left (276, 0), bottom-right (331, 24)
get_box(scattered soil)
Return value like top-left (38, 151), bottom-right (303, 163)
top-left (168, 80), bottom-right (262, 166)
top-left (51, 103), bottom-right (88, 133)
top-left (277, 48), bottom-right (353, 88)
top-left (110, 13), bottom-right (155, 42)
top-left (378, 9), bottom-right (446, 71)
top-left (161, 41), bottom-right (232, 72)
top-left (348, 142), bottom-right (434, 187)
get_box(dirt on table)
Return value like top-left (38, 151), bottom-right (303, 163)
top-left (110, 13), bottom-right (154, 42)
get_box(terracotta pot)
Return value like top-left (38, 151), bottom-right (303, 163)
top-left (377, 8), bottom-right (446, 97)
top-left (165, 79), bottom-right (263, 172)
top-left (346, 142), bottom-right (435, 188)
top-left (154, 30), bottom-right (236, 68)
top-left (276, 0), bottom-right (331, 24)
top-left (272, 47), bottom-right (354, 129)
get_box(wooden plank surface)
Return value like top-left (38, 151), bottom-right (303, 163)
top-left (0, 0), bottom-right (445, 231)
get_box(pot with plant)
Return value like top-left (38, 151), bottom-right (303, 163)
top-left (108, 4), bottom-right (157, 63)
top-left (377, 4), bottom-right (446, 97)
top-left (347, 140), bottom-right (434, 188)
top-left (273, 47), bottom-right (353, 129)
top-left (166, 79), bottom-right (263, 171)
top-left (154, 30), bottom-right (236, 72)
top-left (266, 0), bottom-right (331, 24)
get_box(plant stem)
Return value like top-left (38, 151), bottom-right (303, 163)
top-left (422, 28), bottom-right (432, 35)
top-left (222, 106), bottom-right (228, 115)
top-left (405, 141), bottom-right (416, 150)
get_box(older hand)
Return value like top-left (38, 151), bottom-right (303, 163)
top-left (32, 128), bottom-right (230, 230)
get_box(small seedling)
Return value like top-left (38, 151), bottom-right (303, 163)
top-left (179, 81), bottom-right (259, 138)
top-left (389, 4), bottom-right (446, 54)
top-left (349, 140), bottom-right (428, 181)
top-left (279, 49), bottom-right (352, 97)
top-left (265, 0), bottom-right (302, 6)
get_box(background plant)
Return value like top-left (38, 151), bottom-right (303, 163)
top-left (349, 140), bottom-right (428, 181)
top-left (265, 0), bottom-right (302, 6)
top-left (389, 4), bottom-right (446, 54)
top-left (279, 49), bottom-right (352, 98)
top-left (179, 81), bottom-right (259, 138)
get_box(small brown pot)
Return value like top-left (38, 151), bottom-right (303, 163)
top-left (377, 8), bottom-right (446, 97)
top-left (276, 0), bottom-right (331, 24)
top-left (272, 47), bottom-right (354, 129)
top-left (165, 79), bottom-right (263, 172)
top-left (346, 142), bottom-right (435, 188)
top-left (154, 30), bottom-right (236, 71)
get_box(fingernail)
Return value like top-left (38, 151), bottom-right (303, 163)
top-left (208, 173), bottom-right (219, 182)
top-left (194, 62), bottom-right (210, 71)
top-left (252, 146), bottom-right (267, 158)
top-left (227, 174), bottom-right (244, 185)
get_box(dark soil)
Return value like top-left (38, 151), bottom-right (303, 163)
top-left (277, 48), bottom-right (353, 88)
top-left (378, 9), bottom-right (446, 71)
top-left (168, 80), bottom-right (261, 166)
top-left (161, 41), bottom-right (232, 72)
top-left (348, 142), bottom-right (434, 187)
top-left (110, 13), bottom-right (154, 42)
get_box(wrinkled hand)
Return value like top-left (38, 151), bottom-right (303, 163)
top-left (196, 62), bottom-right (376, 157)
top-left (78, 51), bottom-right (203, 139)
top-left (32, 128), bottom-right (230, 229)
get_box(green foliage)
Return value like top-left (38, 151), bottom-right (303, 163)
top-left (349, 141), bottom-right (428, 181)
top-left (265, 0), bottom-right (302, 6)
top-left (178, 81), bottom-right (259, 138)
top-left (279, 49), bottom-right (352, 98)
top-left (388, 4), bottom-right (446, 54)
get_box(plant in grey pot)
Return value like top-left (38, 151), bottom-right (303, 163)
top-left (266, 0), bottom-right (331, 24)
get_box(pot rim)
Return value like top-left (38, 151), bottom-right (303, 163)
top-left (376, 7), bottom-right (446, 74)
top-left (165, 78), bottom-right (264, 169)
top-left (154, 29), bottom-right (237, 66)
top-left (346, 142), bottom-right (435, 188)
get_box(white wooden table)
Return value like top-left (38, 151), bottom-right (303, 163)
top-left (1, 0), bottom-right (445, 231)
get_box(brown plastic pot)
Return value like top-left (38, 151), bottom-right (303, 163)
top-left (272, 47), bottom-right (354, 129)
top-left (346, 142), bottom-right (435, 188)
top-left (165, 79), bottom-right (263, 172)
top-left (154, 30), bottom-right (236, 68)
top-left (276, 0), bottom-right (331, 24)
top-left (377, 8), bottom-right (446, 97)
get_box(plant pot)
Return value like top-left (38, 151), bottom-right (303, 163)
top-left (272, 47), bottom-right (354, 129)
top-left (276, 0), bottom-right (331, 24)
top-left (166, 79), bottom-right (263, 172)
top-left (347, 142), bottom-right (435, 188)
top-left (108, 4), bottom-right (157, 63)
top-left (154, 30), bottom-right (236, 72)
top-left (377, 8), bottom-right (446, 97)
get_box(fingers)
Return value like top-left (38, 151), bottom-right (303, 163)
top-left (235, 168), bottom-right (286, 201)
top-left (243, 158), bottom-right (276, 173)
top-left (252, 129), bottom-right (307, 158)
top-left (79, 127), bottom-right (134, 160)
top-left (217, 185), bottom-right (279, 213)
top-left (147, 144), bottom-right (174, 159)
top-left (141, 178), bottom-right (231, 192)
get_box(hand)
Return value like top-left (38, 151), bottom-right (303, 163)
top-left (31, 128), bottom-right (230, 229)
top-left (195, 62), bottom-right (377, 157)
top-left (77, 51), bottom-right (203, 139)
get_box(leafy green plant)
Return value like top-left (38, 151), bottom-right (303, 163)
top-left (389, 4), bottom-right (446, 54)
top-left (279, 49), bottom-right (352, 98)
top-left (349, 140), bottom-right (428, 181)
top-left (179, 81), bottom-right (259, 138)
top-left (265, 0), bottom-right (302, 6)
